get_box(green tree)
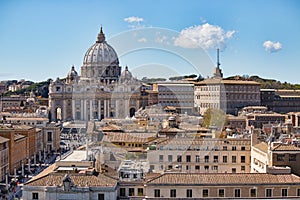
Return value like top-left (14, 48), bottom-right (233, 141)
top-left (203, 108), bottom-right (227, 130)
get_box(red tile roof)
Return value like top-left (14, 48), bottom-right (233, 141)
top-left (147, 173), bottom-right (300, 185)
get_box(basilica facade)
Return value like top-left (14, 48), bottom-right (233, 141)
top-left (49, 28), bottom-right (148, 122)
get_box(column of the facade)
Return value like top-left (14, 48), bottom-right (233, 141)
top-left (90, 99), bottom-right (93, 120)
top-left (98, 100), bottom-right (101, 120)
top-left (107, 99), bottom-right (110, 118)
top-left (104, 99), bottom-right (107, 118)
top-left (80, 100), bottom-right (84, 120)
top-left (62, 100), bottom-right (67, 121)
top-left (84, 99), bottom-right (88, 121)
top-left (72, 99), bottom-right (76, 120)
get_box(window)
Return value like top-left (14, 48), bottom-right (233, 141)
top-left (168, 155), bottom-right (173, 162)
top-left (241, 156), bottom-right (246, 163)
top-left (213, 166), bottom-right (218, 171)
top-left (281, 188), bottom-right (288, 197)
top-left (218, 189), bottom-right (225, 197)
top-left (168, 165), bottom-right (172, 170)
top-left (138, 188), bottom-right (143, 196)
top-left (187, 189), bottom-right (193, 198)
top-left (186, 165), bottom-right (190, 170)
top-left (47, 132), bottom-right (52, 142)
top-left (266, 189), bottom-right (272, 197)
top-left (195, 165), bottom-right (200, 170)
top-left (129, 188), bottom-right (134, 196)
top-left (232, 146), bottom-right (236, 151)
top-left (250, 188), bottom-right (257, 197)
top-left (120, 188), bottom-right (126, 196)
top-left (232, 168), bottom-right (236, 173)
top-left (241, 146), bottom-right (246, 151)
top-left (186, 155), bottom-right (191, 162)
top-left (32, 193), bottom-right (38, 200)
top-left (223, 146), bottom-right (227, 151)
top-left (241, 166), bottom-right (245, 171)
top-left (213, 155), bottom-right (218, 163)
top-left (177, 155), bottom-right (182, 162)
top-left (195, 155), bottom-right (200, 162)
top-left (289, 154), bottom-right (296, 161)
top-left (234, 189), bottom-right (241, 197)
top-left (154, 189), bottom-right (160, 197)
top-left (205, 155), bottom-right (209, 163)
top-left (159, 155), bottom-right (164, 162)
top-left (170, 189), bottom-right (176, 197)
top-left (204, 166), bottom-right (209, 171)
top-left (277, 154), bottom-right (285, 161)
top-left (98, 193), bottom-right (104, 200)
top-left (297, 188), bottom-right (300, 196)
top-left (223, 156), bottom-right (227, 163)
top-left (203, 189), bottom-right (209, 197)
top-left (232, 156), bottom-right (236, 163)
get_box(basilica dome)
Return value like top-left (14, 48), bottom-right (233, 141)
top-left (82, 27), bottom-right (119, 66)
top-left (81, 27), bottom-right (121, 82)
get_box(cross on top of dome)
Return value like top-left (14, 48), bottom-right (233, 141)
top-left (96, 26), bottom-right (106, 43)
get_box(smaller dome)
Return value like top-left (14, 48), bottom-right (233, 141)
top-left (66, 66), bottom-right (78, 83)
top-left (120, 66), bottom-right (133, 82)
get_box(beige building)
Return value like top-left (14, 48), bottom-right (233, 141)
top-left (0, 136), bottom-right (9, 181)
top-left (195, 78), bottom-right (261, 115)
top-left (42, 122), bottom-right (60, 152)
top-left (147, 137), bottom-right (251, 173)
top-left (194, 64), bottom-right (260, 115)
top-left (145, 172), bottom-right (300, 199)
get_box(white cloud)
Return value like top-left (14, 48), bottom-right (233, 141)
top-left (138, 37), bottom-right (147, 43)
top-left (124, 16), bottom-right (144, 23)
top-left (174, 23), bottom-right (235, 50)
top-left (263, 40), bottom-right (282, 53)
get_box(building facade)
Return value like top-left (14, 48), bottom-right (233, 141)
top-left (261, 89), bottom-right (300, 113)
top-left (147, 138), bottom-right (251, 173)
top-left (146, 173), bottom-right (300, 199)
top-left (153, 81), bottom-right (194, 114)
top-left (0, 136), bottom-right (9, 181)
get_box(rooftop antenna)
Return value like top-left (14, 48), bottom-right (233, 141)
top-left (217, 48), bottom-right (221, 69)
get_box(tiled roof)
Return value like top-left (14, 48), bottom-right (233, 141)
top-left (25, 173), bottom-right (117, 187)
top-left (101, 123), bottom-right (122, 131)
top-left (156, 138), bottom-right (250, 146)
top-left (147, 173), bottom-right (300, 185)
top-left (272, 143), bottom-right (300, 151)
top-left (253, 142), bottom-right (268, 153)
top-left (13, 125), bottom-right (34, 130)
top-left (104, 132), bottom-right (154, 143)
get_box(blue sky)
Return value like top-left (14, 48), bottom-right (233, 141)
top-left (0, 0), bottom-right (299, 83)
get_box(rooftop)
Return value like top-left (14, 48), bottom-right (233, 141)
top-left (147, 173), bottom-right (300, 185)
top-left (25, 173), bottom-right (117, 187)
top-left (253, 142), bottom-right (268, 153)
top-left (272, 143), bottom-right (300, 151)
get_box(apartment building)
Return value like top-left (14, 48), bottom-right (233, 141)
top-left (147, 137), bottom-right (251, 173)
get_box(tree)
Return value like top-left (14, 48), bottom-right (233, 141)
top-left (202, 108), bottom-right (227, 130)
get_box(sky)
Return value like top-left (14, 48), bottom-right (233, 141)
top-left (0, 0), bottom-right (299, 83)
